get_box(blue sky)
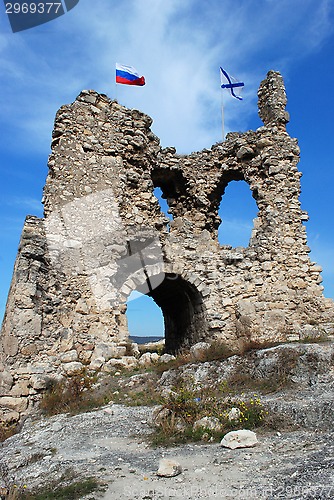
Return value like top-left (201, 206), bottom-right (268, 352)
top-left (0, 0), bottom-right (333, 337)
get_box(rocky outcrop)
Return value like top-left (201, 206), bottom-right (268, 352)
top-left (1, 352), bottom-right (334, 499)
top-left (1, 70), bottom-right (334, 421)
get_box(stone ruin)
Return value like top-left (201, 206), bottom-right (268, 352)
top-left (1, 70), bottom-right (334, 420)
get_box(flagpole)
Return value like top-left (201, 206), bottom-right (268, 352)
top-left (221, 86), bottom-right (225, 141)
top-left (115, 63), bottom-right (118, 102)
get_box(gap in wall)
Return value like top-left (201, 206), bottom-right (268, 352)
top-left (218, 180), bottom-right (258, 247)
top-left (126, 289), bottom-right (164, 344)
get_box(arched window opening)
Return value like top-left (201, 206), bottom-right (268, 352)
top-left (153, 187), bottom-right (173, 222)
top-left (127, 290), bottom-right (164, 343)
top-left (218, 180), bottom-right (258, 247)
top-left (151, 168), bottom-right (189, 224)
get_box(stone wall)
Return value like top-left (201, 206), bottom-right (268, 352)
top-left (1, 70), bottom-right (334, 420)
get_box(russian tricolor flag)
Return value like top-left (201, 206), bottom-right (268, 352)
top-left (116, 63), bottom-right (146, 86)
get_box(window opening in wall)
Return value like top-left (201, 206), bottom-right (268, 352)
top-left (218, 180), bottom-right (258, 247)
top-left (127, 290), bottom-right (164, 344)
top-left (153, 187), bottom-right (173, 223)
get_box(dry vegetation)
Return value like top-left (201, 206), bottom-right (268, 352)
top-left (3, 477), bottom-right (104, 500)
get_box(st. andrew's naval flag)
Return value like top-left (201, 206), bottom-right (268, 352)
top-left (220, 67), bottom-right (244, 100)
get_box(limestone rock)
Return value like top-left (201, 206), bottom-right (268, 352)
top-left (138, 352), bottom-right (160, 366)
top-left (228, 407), bottom-right (241, 421)
top-left (0, 396), bottom-right (28, 413)
top-left (151, 406), bottom-right (187, 433)
top-left (92, 343), bottom-right (126, 361)
top-left (10, 380), bottom-right (30, 397)
top-left (190, 342), bottom-right (211, 361)
top-left (127, 342), bottom-right (140, 358)
top-left (103, 356), bottom-right (138, 372)
top-left (193, 416), bottom-right (222, 432)
top-left (2, 335), bottom-right (18, 356)
top-left (30, 374), bottom-right (49, 390)
top-left (159, 354), bottom-right (176, 363)
top-left (152, 406), bottom-right (171, 427)
top-left (0, 371), bottom-right (13, 396)
top-left (1, 410), bottom-right (20, 423)
top-left (61, 362), bottom-right (84, 376)
top-left (89, 357), bottom-right (104, 370)
top-left (157, 458), bottom-right (182, 477)
top-left (221, 429), bottom-right (258, 449)
top-left (60, 350), bottom-right (78, 363)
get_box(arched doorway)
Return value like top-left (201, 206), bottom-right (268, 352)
top-left (134, 273), bottom-right (207, 354)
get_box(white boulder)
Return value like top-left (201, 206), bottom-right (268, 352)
top-left (221, 429), bottom-right (258, 449)
top-left (157, 458), bottom-right (182, 477)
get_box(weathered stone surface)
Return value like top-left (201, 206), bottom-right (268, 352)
top-left (1, 410), bottom-right (20, 423)
top-left (158, 342), bottom-right (334, 431)
top-left (221, 429), bottom-right (258, 449)
top-left (10, 380), bottom-right (30, 397)
top-left (103, 356), bottom-right (138, 372)
top-left (91, 343), bottom-right (126, 361)
top-left (190, 342), bottom-right (211, 361)
top-left (2, 335), bottom-right (18, 356)
top-left (0, 403), bottom-right (333, 496)
top-left (138, 352), bottom-right (160, 366)
top-left (151, 406), bottom-right (172, 427)
top-left (228, 407), bottom-right (241, 421)
top-left (159, 353), bottom-right (176, 363)
top-left (61, 362), bottom-right (84, 376)
top-left (29, 374), bottom-right (49, 391)
top-left (193, 416), bottom-right (222, 432)
top-left (89, 357), bottom-right (105, 370)
top-left (157, 458), bottom-right (182, 477)
top-left (60, 350), bottom-right (78, 363)
top-left (0, 371), bottom-right (13, 396)
top-left (0, 396), bottom-right (28, 413)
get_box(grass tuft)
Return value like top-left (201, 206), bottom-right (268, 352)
top-left (0, 421), bottom-right (20, 443)
top-left (40, 371), bottom-right (104, 416)
top-left (7, 477), bottom-right (103, 500)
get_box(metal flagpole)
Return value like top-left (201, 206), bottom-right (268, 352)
top-left (221, 86), bottom-right (225, 141)
top-left (115, 66), bottom-right (118, 102)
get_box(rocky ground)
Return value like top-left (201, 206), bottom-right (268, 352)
top-left (1, 342), bottom-right (334, 499)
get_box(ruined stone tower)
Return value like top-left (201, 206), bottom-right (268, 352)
top-left (1, 71), bottom-right (334, 419)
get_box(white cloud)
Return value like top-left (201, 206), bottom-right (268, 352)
top-left (3, 196), bottom-right (43, 213)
